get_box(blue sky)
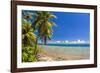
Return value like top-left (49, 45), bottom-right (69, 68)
top-left (51, 12), bottom-right (90, 41)
top-left (22, 10), bottom-right (90, 42)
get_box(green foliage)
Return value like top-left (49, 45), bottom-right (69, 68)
top-left (22, 11), bottom-right (57, 62)
top-left (22, 19), bottom-right (36, 46)
top-left (32, 11), bottom-right (57, 45)
top-left (22, 11), bottom-right (38, 62)
top-left (22, 47), bottom-right (38, 62)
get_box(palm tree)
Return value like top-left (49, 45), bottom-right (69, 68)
top-left (22, 19), bottom-right (37, 46)
top-left (22, 12), bottom-right (38, 62)
top-left (22, 10), bottom-right (37, 47)
top-left (32, 11), bottom-right (57, 45)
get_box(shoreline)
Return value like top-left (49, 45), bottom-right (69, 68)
top-left (37, 45), bottom-right (90, 61)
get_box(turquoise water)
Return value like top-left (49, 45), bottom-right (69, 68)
top-left (39, 43), bottom-right (90, 48)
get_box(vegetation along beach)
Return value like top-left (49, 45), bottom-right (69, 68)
top-left (22, 10), bottom-right (90, 62)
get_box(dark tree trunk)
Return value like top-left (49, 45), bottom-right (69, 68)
top-left (34, 38), bottom-right (38, 55)
top-left (44, 36), bottom-right (47, 45)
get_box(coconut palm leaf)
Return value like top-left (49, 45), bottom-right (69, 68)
top-left (22, 18), bottom-right (36, 46)
top-left (32, 11), bottom-right (57, 45)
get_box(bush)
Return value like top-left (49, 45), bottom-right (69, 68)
top-left (22, 46), bottom-right (38, 62)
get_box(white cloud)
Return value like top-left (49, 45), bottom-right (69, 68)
top-left (56, 41), bottom-right (61, 43)
top-left (47, 40), bottom-right (89, 44)
top-left (69, 39), bottom-right (87, 44)
top-left (65, 40), bottom-right (69, 43)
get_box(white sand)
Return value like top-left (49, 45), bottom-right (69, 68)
top-left (38, 45), bottom-right (90, 61)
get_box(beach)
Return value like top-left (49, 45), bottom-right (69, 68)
top-left (37, 45), bottom-right (90, 61)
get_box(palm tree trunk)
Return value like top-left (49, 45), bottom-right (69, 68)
top-left (33, 38), bottom-right (39, 60)
top-left (44, 36), bottom-right (47, 45)
top-left (34, 38), bottom-right (38, 55)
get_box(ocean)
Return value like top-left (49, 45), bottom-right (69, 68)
top-left (39, 43), bottom-right (90, 48)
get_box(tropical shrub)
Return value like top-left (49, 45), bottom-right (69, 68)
top-left (22, 47), bottom-right (38, 62)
